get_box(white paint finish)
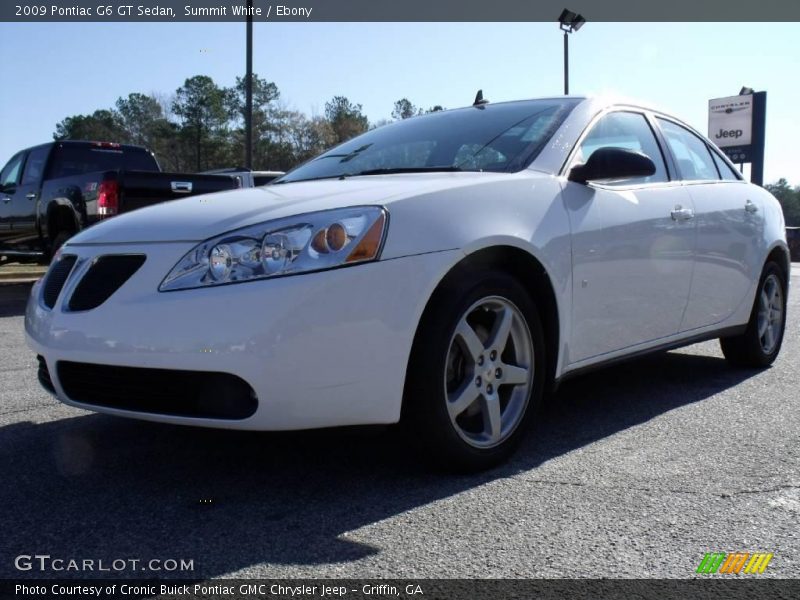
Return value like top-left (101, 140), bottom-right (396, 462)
top-left (26, 97), bottom-right (790, 431)
top-left (680, 181), bottom-right (764, 331)
top-left (68, 172), bottom-right (530, 251)
top-left (562, 181), bottom-right (696, 363)
top-left (26, 245), bottom-right (461, 429)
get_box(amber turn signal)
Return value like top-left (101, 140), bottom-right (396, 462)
top-left (347, 212), bottom-right (386, 263)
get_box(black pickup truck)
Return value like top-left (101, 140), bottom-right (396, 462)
top-left (0, 141), bottom-right (239, 261)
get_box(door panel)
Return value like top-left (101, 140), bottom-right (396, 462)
top-left (0, 151), bottom-right (26, 249)
top-left (9, 146), bottom-right (49, 252)
top-left (563, 110), bottom-right (697, 364)
top-left (680, 182), bottom-right (763, 330)
top-left (653, 118), bottom-right (761, 331)
top-left (6, 181), bottom-right (40, 252)
top-left (564, 182), bottom-right (696, 363)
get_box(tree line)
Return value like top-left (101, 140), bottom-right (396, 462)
top-left (52, 73), bottom-right (442, 173)
top-left (765, 179), bottom-right (800, 227)
top-left (51, 74), bottom-right (799, 227)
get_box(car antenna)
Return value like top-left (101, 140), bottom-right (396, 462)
top-left (473, 89), bottom-right (489, 106)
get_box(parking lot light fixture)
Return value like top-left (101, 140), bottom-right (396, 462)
top-left (558, 8), bottom-right (586, 95)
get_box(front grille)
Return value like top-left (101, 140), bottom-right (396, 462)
top-left (37, 355), bottom-right (55, 394)
top-left (42, 255), bottom-right (77, 308)
top-left (68, 255), bottom-right (146, 311)
top-left (56, 361), bottom-right (258, 420)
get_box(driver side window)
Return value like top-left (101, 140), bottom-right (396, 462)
top-left (576, 111), bottom-right (668, 185)
top-left (1, 152), bottom-right (25, 189)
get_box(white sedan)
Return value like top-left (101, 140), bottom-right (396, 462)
top-left (26, 96), bottom-right (790, 471)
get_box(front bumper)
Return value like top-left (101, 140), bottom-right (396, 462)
top-left (25, 242), bottom-right (458, 430)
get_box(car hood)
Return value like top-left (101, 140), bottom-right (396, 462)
top-left (68, 172), bottom-right (528, 244)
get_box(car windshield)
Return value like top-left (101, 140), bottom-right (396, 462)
top-left (276, 99), bottom-right (580, 184)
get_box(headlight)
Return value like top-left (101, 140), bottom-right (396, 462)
top-left (159, 206), bottom-right (387, 291)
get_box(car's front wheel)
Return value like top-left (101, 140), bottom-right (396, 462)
top-left (404, 271), bottom-right (545, 471)
top-left (720, 261), bottom-right (787, 367)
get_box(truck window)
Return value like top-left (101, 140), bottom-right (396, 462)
top-left (46, 145), bottom-right (159, 179)
top-left (1, 152), bottom-right (25, 188)
top-left (21, 146), bottom-right (50, 186)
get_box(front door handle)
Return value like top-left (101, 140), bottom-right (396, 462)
top-left (745, 199), bottom-right (758, 213)
top-left (171, 181), bottom-right (193, 193)
top-left (671, 205), bottom-right (694, 221)
top-left (1, 196), bottom-right (11, 204)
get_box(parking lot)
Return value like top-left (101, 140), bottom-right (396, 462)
top-left (1, 267), bottom-right (798, 579)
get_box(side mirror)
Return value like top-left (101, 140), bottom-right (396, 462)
top-left (568, 147), bottom-right (656, 185)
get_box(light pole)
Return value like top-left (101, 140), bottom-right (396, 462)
top-left (558, 9), bottom-right (585, 95)
top-left (245, 0), bottom-right (253, 169)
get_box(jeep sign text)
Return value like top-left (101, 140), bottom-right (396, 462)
top-left (715, 128), bottom-right (744, 140)
top-left (708, 95), bottom-right (753, 147)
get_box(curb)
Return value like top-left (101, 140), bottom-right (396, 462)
top-left (0, 271), bottom-right (46, 282)
top-left (0, 277), bottom-right (41, 285)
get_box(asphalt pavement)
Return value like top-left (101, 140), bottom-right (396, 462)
top-left (1, 268), bottom-right (798, 579)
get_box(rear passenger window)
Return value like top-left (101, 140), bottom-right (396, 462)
top-left (657, 119), bottom-right (720, 181)
top-left (575, 111), bottom-right (668, 185)
top-left (709, 150), bottom-right (742, 181)
top-left (22, 146), bottom-right (50, 186)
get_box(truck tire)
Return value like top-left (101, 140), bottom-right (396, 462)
top-left (49, 231), bottom-right (73, 261)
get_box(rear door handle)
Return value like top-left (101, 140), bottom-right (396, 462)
top-left (671, 205), bottom-right (694, 221)
top-left (26, 192), bottom-right (36, 200)
top-left (745, 199), bottom-right (758, 213)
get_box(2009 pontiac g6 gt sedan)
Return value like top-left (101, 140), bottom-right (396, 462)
top-left (26, 96), bottom-right (790, 470)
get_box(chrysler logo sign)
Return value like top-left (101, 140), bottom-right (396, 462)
top-left (708, 95), bottom-right (753, 147)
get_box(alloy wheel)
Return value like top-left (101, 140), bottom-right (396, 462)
top-left (443, 296), bottom-right (534, 449)
top-left (757, 273), bottom-right (784, 354)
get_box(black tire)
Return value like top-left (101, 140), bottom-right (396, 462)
top-left (48, 230), bottom-right (73, 261)
top-left (403, 270), bottom-right (546, 472)
top-left (720, 261), bottom-right (787, 368)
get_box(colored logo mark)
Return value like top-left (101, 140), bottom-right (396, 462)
top-left (696, 552), bottom-right (773, 574)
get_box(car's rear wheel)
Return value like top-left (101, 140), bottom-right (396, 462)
top-left (404, 271), bottom-right (545, 472)
top-left (720, 261), bottom-right (787, 367)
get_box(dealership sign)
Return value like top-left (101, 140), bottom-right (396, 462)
top-left (707, 91), bottom-right (766, 184)
top-left (708, 95), bottom-right (753, 147)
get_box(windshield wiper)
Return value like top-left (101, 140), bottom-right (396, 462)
top-left (350, 166), bottom-right (470, 176)
top-left (272, 175), bottom-right (339, 185)
top-left (274, 166), bottom-right (474, 185)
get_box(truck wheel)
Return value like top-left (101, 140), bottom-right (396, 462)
top-left (49, 231), bottom-right (73, 261)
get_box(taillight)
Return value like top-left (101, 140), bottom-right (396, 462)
top-left (97, 180), bottom-right (119, 217)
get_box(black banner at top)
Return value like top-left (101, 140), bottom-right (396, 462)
top-left (2, 0), bottom-right (800, 22)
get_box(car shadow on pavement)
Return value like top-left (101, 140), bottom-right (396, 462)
top-left (0, 349), bottom-right (761, 579)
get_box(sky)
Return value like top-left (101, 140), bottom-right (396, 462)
top-left (0, 21), bottom-right (798, 184)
